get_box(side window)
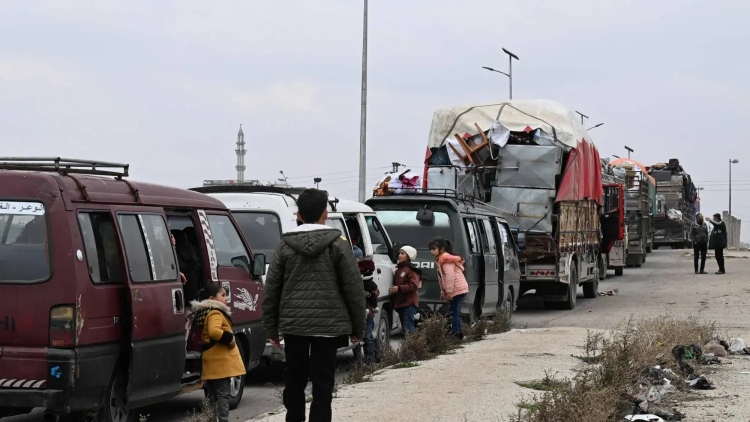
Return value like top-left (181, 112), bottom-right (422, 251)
top-left (476, 218), bottom-right (491, 253)
top-left (481, 219), bottom-right (497, 254)
top-left (207, 214), bottom-right (250, 267)
top-left (118, 213), bottom-right (178, 282)
top-left (499, 222), bottom-right (517, 255)
top-left (78, 212), bottom-right (124, 284)
top-left (325, 217), bottom-right (349, 240)
top-left (463, 218), bottom-right (480, 254)
top-left (365, 215), bottom-right (391, 255)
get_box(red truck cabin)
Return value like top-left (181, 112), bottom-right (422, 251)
top-left (0, 158), bottom-right (266, 421)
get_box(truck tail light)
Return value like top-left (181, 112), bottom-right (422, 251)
top-left (50, 305), bottom-right (75, 348)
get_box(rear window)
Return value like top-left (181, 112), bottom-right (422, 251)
top-left (232, 212), bottom-right (282, 262)
top-left (0, 201), bottom-right (50, 283)
top-left (375, 210), bottom-right (453, 250)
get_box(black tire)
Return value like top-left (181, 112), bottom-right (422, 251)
top-left (563, 264), bottom-right (578, 310)
top-left (598, 255), bottom-right (607, 281)
top-left (500, 288), bottom-right (514, 322)
top-left (204, 341), bottom-right (247, 410)
top-left (646, 245), bottom-right (652, 253)
top-left (375, 309), bottom-right (391, 356)
top-left (88, 368), bottom-right (133, 422)
top-left (583, 273), bottom-right (599, 299)
top-left (615, 267), bottom-right (624, 276)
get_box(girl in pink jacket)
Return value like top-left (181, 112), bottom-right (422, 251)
top-left (428, 238), bottom-right (469, 338)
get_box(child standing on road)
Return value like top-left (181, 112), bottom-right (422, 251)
top-left (389, 246), bottom-right (421, 334)
top-left (354, 247), bottom-right (380, 362)
top-left (191, 285), bottom-right (246, 422)
top-left (429, 238), bottom-right (469, 339)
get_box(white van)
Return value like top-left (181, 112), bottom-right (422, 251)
top-left (190, 185), bottom-right (397, 361)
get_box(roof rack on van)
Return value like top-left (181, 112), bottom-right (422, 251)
top-left (0, 157), bottom-right (129, 178)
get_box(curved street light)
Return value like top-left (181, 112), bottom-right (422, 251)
top-left (587, 123), bottom-right (604, 131)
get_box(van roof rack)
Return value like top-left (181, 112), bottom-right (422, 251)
top-left (0, 157), bottom-right (129, 178)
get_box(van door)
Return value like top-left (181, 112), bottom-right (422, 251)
top-left (114, 207), bottom-right (186, 408)
top-left (476, 217), bottom-right (499, 312)
top-left (362, 214), bottom-right (396, 341)
top-left (497, 220), bottom-right (521, 288)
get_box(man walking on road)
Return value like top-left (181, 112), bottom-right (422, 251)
top-left (691, 213), bottom-right (709, 274)
top-left (706, 213), bottom-right (727, 274)
top-left (263, 188), bottom-right (366, 422)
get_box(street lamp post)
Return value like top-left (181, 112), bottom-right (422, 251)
top-left (625, 146), bottom-right (634, 159)
top-left (730, 159), bottom-right (739, 216)
top-left (575, 111), bottom-right (589, 125)
top-left (314, 177), bottom-right (322, 189)
top-left (587, 123), bottom-right (604, 131)
top-left (357, 0), bottom-right (368, 203)
top-left (481, 47), bottom-right (519, 99)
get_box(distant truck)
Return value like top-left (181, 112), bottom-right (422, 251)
top-left (648, 159), bottom-right (697, 249)
top-left (610, 159), bottom-right (656, 266)
top-left (423, 99), bottom-right (613, 310)
top-left (601, 160), bottom-right (627, 277)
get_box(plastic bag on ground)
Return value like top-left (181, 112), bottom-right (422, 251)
top-left (728, 337), bottom-right (746, 353)
top-left (625, 415), bottom-right (664, 422)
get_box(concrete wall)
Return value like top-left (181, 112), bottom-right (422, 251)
top-left (722, 211), bottom-right (742, 249)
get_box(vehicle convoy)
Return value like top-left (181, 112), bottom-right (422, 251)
top-left (190, 184), bottom-right (397, 360)
top-left (610, 158), bottom-right (656, 267)
top-left (600, 159), bottom-right (627, 277)
top-left (421, 99), bottom-right (612, 310)
top-left (0, 158), bottom-right (266, 422)
top-left (648, 159), bottom-right (697, 249)
top-left (366, 193), bottom-right (521, 324)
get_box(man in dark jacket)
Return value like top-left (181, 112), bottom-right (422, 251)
top-left (706, 213), bottom-right (727, 274)
top-left (691, 213), bottom-right (709, 274)
top-left (263, 189), bottom-right (365, 422)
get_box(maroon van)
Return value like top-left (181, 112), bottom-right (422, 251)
top-left (0, 158), bottom-right (266, 422)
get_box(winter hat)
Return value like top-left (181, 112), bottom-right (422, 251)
top-left (400, 245), bottom-right (418, 261)
top-left (353, 245), bottom-right (364, 259)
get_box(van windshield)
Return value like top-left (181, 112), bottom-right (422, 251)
top-left (375, 210), bottom-right (453, 250)
top-left (232, 212), bottom-right (283, 262)
top-left (0, 201), bottom-right (50, 283)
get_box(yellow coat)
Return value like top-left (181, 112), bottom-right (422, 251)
top-left (192, 299), bottom-right (246, 381)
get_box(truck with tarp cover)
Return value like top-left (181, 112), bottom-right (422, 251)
top-left (648, 159), bottom-right (697, 249)
top-left (423, 99), bottom-right (611, 310)
top-left (610, 158), bottom-right (656, 267)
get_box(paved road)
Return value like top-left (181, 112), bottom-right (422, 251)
top-left (5, 250), bottom-right (749, 422)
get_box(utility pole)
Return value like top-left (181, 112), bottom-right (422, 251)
top-left (730, 159), bottom-right (739, 216)
top-left (357, 0), bottom-right (368, 203)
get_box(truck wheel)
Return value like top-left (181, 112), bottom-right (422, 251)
top-left (563, 264), bottom-right (578, 310)
top-left (598, 255), bottom-right (607, 281)
top-left (584, 268), bottom-right (599, 299)
top-left (614, 267), bottom-right (624, 276)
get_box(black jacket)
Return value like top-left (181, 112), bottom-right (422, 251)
top-left (263, 225), bottom-right (366, 340)
top-left (707, 219), bottom-right (727, 249)
top-left (691, 221), bottom-right (709, 244)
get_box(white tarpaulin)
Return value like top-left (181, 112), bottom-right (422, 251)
top-left (427, 99), bottom-right (596, 151)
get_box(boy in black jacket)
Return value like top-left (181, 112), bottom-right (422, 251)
top-left (354, 247), bottom-right (379, 362)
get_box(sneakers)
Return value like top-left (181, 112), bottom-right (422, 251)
top-left (695, 270), bottom-right (699, 274)
top-left (716, 271), bottom-right (726, 275)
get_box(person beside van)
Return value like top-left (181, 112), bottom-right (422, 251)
top-left (190, 285), bottom-right (246, 422)
top-left (263, 188), bottom-right (365, 422)
top-left (354, 246), bottom-right (379, 362)
top-left (706, 213), bottom-right (727, 274)
top-left (429, 238), bottom-right (469, 339)
top-left (388, 246), bottom-right (421, 334)
top-left (691, 213), bottom-right (709, 274)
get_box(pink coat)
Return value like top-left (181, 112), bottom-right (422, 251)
top-left (437, 253), bottom-right (469, 300)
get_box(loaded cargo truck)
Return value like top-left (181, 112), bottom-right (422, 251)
top-left (601, 160), bottom-right (627, 277)
top-left (610, 159), bottom-right (655, 267)
top-left (423, 99), bottom-right (613, 310)
top-left (648, 159), bottom-right (697, 249)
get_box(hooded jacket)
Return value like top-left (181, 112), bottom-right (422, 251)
top-left (691, 220), bottom-right (709, 244)
top-left (262, 224), bottom-right (366, 340)
top-left (437, 252), bottom-right (470, 300)
top-left (190, 299), bottom-right (246, 381)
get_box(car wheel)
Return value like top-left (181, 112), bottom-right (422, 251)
top-left (375, 309), bottom-right (391, 356)
top-left (93, 369), bottom-right (133, 422)
top-left (501, 289), bottom-right (514, 323)
top-left (563, 264), bottom-right (578, 310)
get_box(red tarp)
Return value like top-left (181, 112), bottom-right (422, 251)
top-left (556, 140), bottom-right (603, 205)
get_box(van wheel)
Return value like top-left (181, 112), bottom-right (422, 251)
top-left (79, 369), bottom-right (132, 422)
top-left (563, 264), bottom-right (578, 310)
top-left (375, 309), bottom-right (391, 356)
top-left (501, 290), bottom-right (514, 324)
top-left (228, 341), bottom-right (246, 410)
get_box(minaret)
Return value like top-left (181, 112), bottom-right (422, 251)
top-left (235, 124), bottom-right (246, 183)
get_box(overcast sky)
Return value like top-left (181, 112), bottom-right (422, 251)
top-left (1, 1), bottom-right (749, 240)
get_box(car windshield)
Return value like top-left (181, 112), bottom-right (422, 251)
top-left (375, 209), bottom-right (453, 250)
top-left (0, 201), bottom-right (50, 283)
top-left (232, 212), bottom-right (283, 262)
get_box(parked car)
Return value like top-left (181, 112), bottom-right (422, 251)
top-left (190, 185), bottom-right (398, 361)
top-left (0, 158), bottom-right (266, 422)
top-left (366, 194), bottom-right (521, 323)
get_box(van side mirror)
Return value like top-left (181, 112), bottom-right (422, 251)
top-left (251, 253), bottom-right (267, 278)
top-left (231, 255), bottom-right (251, 274)
top-left (392, 242), bottom-right (403, 262)
top-left (516, 233), bottom-right (527, 248)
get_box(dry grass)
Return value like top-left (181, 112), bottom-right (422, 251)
top-left (139, 398), bottom-right (215, 422)
top-left (510, 316), bottom-right (716, 422)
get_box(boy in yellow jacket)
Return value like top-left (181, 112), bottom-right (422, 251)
top-left (191, 285), bottom-right (246, 422)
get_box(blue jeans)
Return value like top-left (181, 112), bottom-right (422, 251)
top-left (397, 305), bottom-right (417, 334)
top-left (448, 294), bottom-right (466, 333)
top-left (364, 317), bottom-right (375, 361)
